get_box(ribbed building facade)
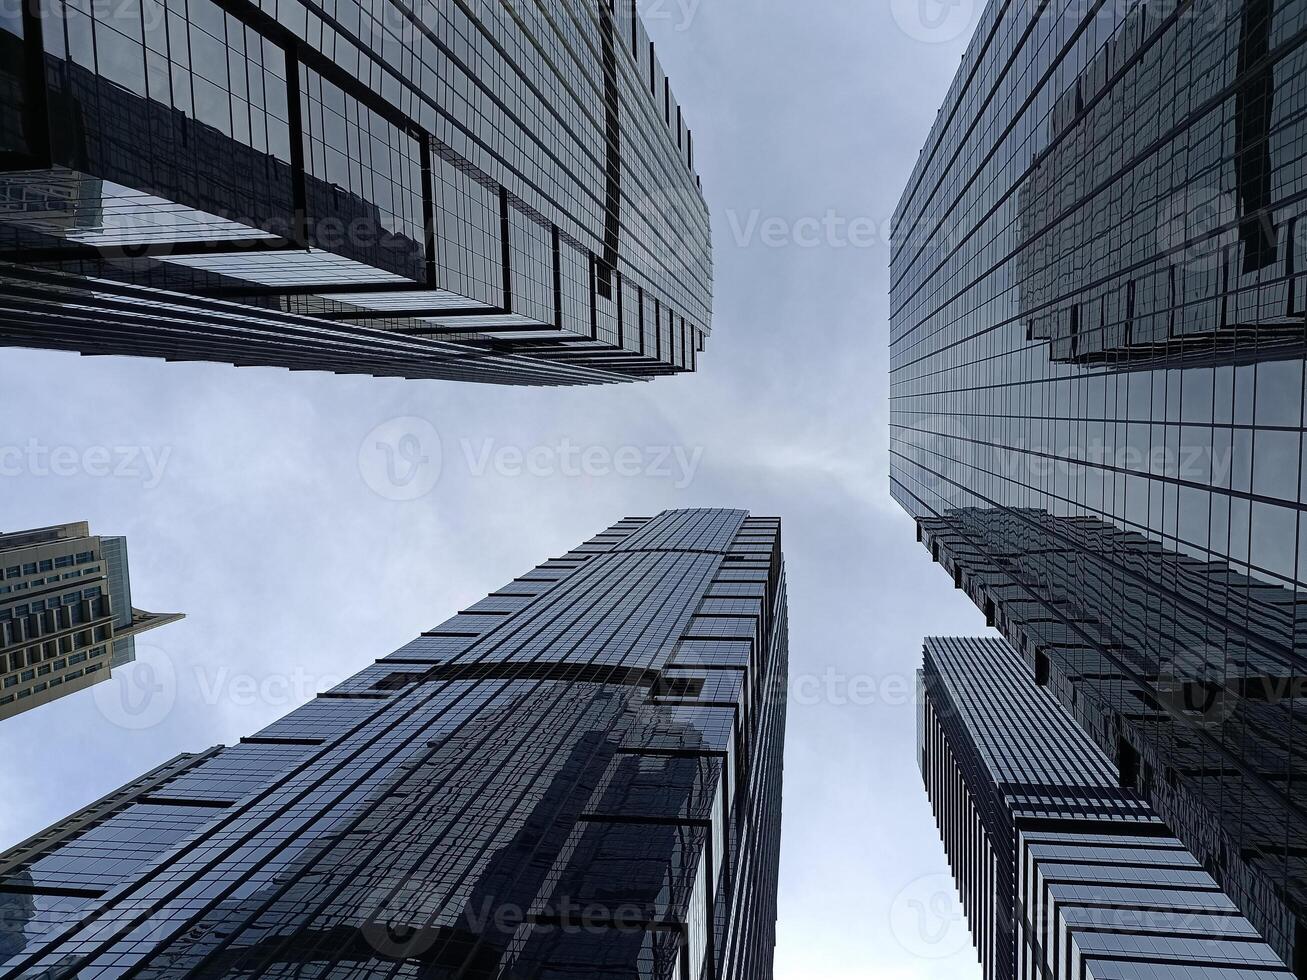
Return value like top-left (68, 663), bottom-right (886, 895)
top-left (890, 0), bottom-right (1307, 969)
top-left (0, 509), bottom-right (786, 979)
top-left (0, 522), bottom-right (181, 720)
top-left (0, 0), bottom-right (711, 384)
top-left (920, 636), bottom-right (1292, 980)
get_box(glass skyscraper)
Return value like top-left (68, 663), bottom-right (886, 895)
top-left (0, 0), bottom-right (710, 384)
top-left (0, 509), bottom-right (786, 979)
top-left (0, 522), bottom-right (181, 720)
top-left (892, 0), bottom-right (1307, 971)
top-left (920, 636), bottom-right (1293, 980)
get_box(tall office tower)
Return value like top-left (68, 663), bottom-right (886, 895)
top-left (0, 0), bottom-right (711, 385)
top-left (889, 0), bottom-right (1307, 971)
top-left (0, 509), bottom-right (787, 979)
top-left (0, 522), bottom-right (181, 721)
top-left (919, 636), bottom-right (1293, 980)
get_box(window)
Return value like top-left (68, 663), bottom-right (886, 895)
top-left (653, 676), bottom-right (704, 699)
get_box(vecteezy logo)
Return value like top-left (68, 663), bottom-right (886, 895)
top-left (358, 417), bottom-right (443, 501)
top-left (890, 0), bottom-right (977, 44)
top-left (357, 879), bottom-right (445, 960)
top-left (92, 642), bottom-right (177, 730)
top-left (889, 871), bottom-right (971, 959)
top-left (359, 919), bottom-right (442, 960)
top-left (1158, 186), bottom-right (1234, 274)
top-left (1156, 646), bottom-right (1238, 730)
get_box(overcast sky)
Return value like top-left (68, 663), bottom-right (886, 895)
top-left (0, 2), bottom-right (996, 976)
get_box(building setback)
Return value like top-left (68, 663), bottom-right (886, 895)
top-left (0, 522), bottom-right (181, 720)
top-left (890, 0), bottom-right (1307, 970)
top-left (0, 0), bottom-right (711, 385)
top-left (0, 509), bottom-right (786, 979)
top-left (920, 635), bottom-right (1292, 980)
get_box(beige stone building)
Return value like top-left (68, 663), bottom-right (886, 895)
top-left (0, 523), bottom-right (181, 720)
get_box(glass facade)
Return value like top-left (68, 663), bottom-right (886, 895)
top-left (920, 636), bottom-right (1293, 979)
top-left (890, 0), bottom-right (1307, 970)
top-left (0, 0), bottom-right (711, 385)
top-left (0, 522), bottom-right (180, 720)
top-left (0, 509), bottom-right (786, 979)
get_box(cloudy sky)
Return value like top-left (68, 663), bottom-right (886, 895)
top-left (0, 1), bottom-right (997, 976)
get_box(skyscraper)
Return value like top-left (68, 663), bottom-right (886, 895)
top-left (0, 0), bottom-right (711, 385)
top-left (890, 0), bottom-right (1307, 971)
top-left (919, 635), bottom-right (1293, 980)
top-left (0, 522), bottom-right (181, 720)
top-left (0, 509), bottom-right (787, 979)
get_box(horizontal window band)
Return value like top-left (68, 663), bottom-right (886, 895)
top-left (578, 813), bottom-right (712, 829)
top-left (370, 661), bottom-right (665, 691)
top-left (0, 238), bottom-right (300, 265)
top-left (239, 737), bottom-right (325, 747)
top-left (1038, 876), bottom-right (1222, 895)
top-left (679, 633), bottom-right (755, 643)
top-left (615, 747), bottom-right (727, 759)
top-left (0, 883), bottom-right (105, 899)
top-left (1025, 836), bottom-right (1186, 853)
top-left (1082, 952), bottom-right (1283, 971)
top-left (317, 691), bottom-right (391, 700)
top-left (999, 781), bottom-right (1147, 799)
top-left (1037, 899), bottom-right (1247, 916)
top-left (651, 698), bottom-right (739, 710)
top-left (1067, 924), bottom-right (1272, 943)
top-left (317, 306), bottom-right (507, 321)
top-left (1031, 855), bottom-right (1202, 872)
top-left (1015, 815), bottom-right (1176, 838)
top-left (526, 912), bottom-right (685, 933)
top-left (137, 796), bottom-right (235, 809)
